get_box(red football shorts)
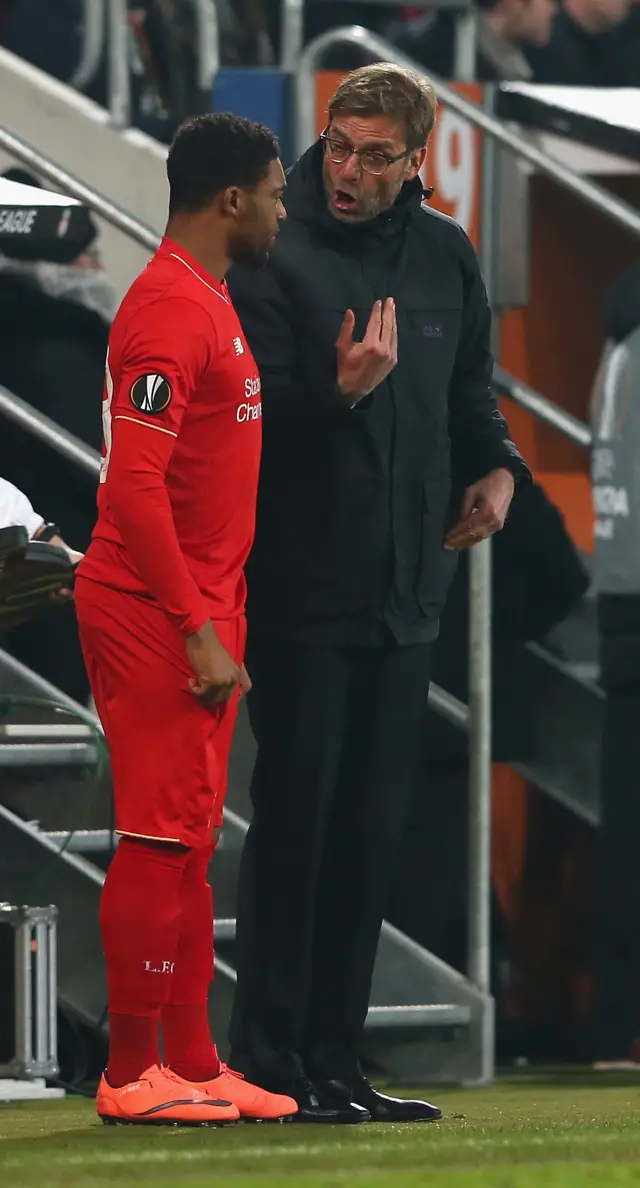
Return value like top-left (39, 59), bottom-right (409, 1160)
top-left (75, 577), bottom-right (246, 848)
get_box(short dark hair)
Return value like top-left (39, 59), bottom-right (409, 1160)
top-left (328, 64), bottom-right (437, 151)
top-left (2, 166), bottom-right (41, 188)
top-left (167, 113), bottom-right (279, 215)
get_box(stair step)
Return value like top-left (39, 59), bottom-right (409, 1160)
top-left (365, 1004), bottom-right (471, 1029)
top-left (0, 724), bottom-right (95, 740)
top-left (44, 829), bottom-right (117, 853)
top-left (0, 742), bottom-right (97, 766)
top-left (565, 661), bottom-right (600, 685)
top-left (203, 920), bottom-right (472, 1029)
top-left (214, 917), bottom-right (237, 941)
top-left (42, 824), bottom-right (237, 854)
top-left (0, 1079), bottom-right (66, 1102)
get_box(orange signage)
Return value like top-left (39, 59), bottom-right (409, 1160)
top-left (314, 74), bottom-right (483, 249)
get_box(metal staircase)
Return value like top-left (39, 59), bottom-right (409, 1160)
top-left (0, 486), bottom-right (605, 1086)
top-left (0, 646), bottom-right (491, 1084)
top-left (0, 585), bottom-right (608, 1082)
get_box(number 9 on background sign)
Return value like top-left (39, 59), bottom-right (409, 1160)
top-left (422, 84), bottom-right (483, 248)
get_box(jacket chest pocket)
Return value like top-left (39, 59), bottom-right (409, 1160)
top-left (402, 307), bottom-right (461, 388)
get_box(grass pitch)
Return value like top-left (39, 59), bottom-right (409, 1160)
top-left (2, 1076), bottom-right (640, 1187)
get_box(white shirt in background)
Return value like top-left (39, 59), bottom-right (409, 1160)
top-left (0, 476), bottom-right (44, 539)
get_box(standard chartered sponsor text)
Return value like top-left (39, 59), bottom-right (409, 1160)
top-left (237, 375), bottom-right (262, 422)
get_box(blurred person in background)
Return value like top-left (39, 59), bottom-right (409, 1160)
top-left (0, 167), bottom-right (112, 447)
top-left (0, 477), bottom-right (82, 693)
top-left (618, 0), bottom-right (640, 79)
top-left (590, 263), bottom-right (640, 1069)
top-left (129, 0), bottom-right (276, 143)
top-left (0, 474), bottom-right (82, 563)
top-left (0, 167), bottom-right (110, 520)
top-left (526, 0), bottom-right (640, 84)
top-left (220, 0), bottom-right (276, 64)
top-left (391, 0), bottom-right (557, 81)
top-left (0, 167), bottom-right (111, 701)
top-left (0, 0), bottom-right (107, 104)
top-left (304, 0), bottom-right (396, 69)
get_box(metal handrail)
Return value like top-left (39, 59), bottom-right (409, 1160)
top-left (70, 0), bottom-right (106, 92)
top-left (188, 0), bottom-right (220, 92)
top-left (0, 125), bottom-right (160, 252)
top-left (0, 385), bottom-right (100, 478)
top-left (281, 0), bottom-right (305, 72)
top-left (108, 0), bottom-right (131, 130)
top-left (295, 26), bottom-right (640, 242)
top-left (493, 367), bottom-right (591, 449)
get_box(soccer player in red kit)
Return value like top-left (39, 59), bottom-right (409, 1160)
top-left (74, 114), bottom-right (293, 1126)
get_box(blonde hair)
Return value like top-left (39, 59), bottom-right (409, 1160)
top-left (328, 63), bottom-right (437, 151)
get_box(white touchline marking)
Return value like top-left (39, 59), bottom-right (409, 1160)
top-left (114, 416), bottom-right (178, 438)
top-left (1, 1128), bottom-right (631, 1171)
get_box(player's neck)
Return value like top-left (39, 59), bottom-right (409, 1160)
top-left (164, 219), bottom-right (230, 285)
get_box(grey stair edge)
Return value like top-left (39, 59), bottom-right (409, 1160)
top-left (41, 829), bottom-right (236, 855)
top-left (0, 742), bottom-right (97, 766)
top-left (565, 661), bottom-right (600, 684)
top-left (0, 804), bottom-right (106, 888)
top-left (511, 762), bottom-right (599, 828)
top-left (0, 724), bottom-right (94, 740)
top-left (365, 1004), bottom-right (471, 1028)
top-left (43, 829), bottom-right (117, 853)
top-left (379, 919), bottom-right (491, 1003)
top-left (0, 646), bottom-right (104, 730)
top-left (526, 640), bottom-right (604, 696)
top-left (214, 918), bottom-right (237, 941)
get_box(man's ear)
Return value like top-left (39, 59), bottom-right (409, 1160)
top-left (222, 186), bottom-right (242, 217)
top-left (406, 146), bottom-right (427, 180)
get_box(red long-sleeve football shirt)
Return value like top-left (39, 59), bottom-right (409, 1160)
top-left (78, 238), bottom-right (262, 636)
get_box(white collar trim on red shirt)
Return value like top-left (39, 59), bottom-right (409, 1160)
top-left (169, 252), bottom-right (230, 305)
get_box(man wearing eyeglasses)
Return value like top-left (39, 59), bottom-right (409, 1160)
top-left (226, 63), bottom-right (529, 1123)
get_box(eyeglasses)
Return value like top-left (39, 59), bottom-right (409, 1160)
top-left (320, 130), bottom-right (409, 176)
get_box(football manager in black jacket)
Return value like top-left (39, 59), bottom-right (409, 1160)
top-left (227, 63), bottom-right (530, 1124)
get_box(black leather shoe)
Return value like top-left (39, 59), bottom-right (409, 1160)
top-left (291, 1077), bottom-right (369, 1123)
top-left (227, 1052), bottom-right (370, 1124)
top-left (319, 1076), bottom-right (442, 1123)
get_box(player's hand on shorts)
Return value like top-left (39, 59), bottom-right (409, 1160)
top-left (239, 663), bottom-right (252, 699)
top-left (186, 620), bottom-right (241, 706)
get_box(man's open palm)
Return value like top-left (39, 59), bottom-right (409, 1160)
top-left (336, 298), bottom-right (398, 403)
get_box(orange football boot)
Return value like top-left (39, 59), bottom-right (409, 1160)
top-left (96, 1064), bottom-right (240, 1126)
top-left (185, 1063), bottom-right (298, 1121)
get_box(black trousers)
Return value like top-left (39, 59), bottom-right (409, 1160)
top-left (594, 596), bottom-right (640, 1058)
top-left (229, 637), bottom-right (433, 1085)
top-left (594, 683), bottom-right (640, 1057)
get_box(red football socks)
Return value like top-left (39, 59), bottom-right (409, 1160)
top-left (100, 836), bottom-right (190, 1087)
top-left (105, 1013), bottom-right (160, 1088)
top-left (161, 844), bottom-right (221, 1082)
top-left (162, 1001), bottom-right (220, 1082)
